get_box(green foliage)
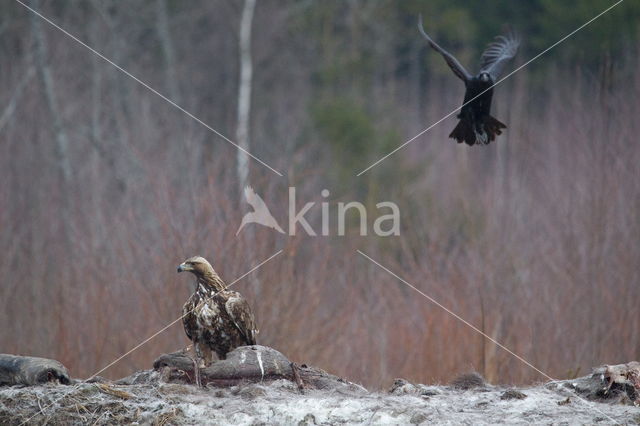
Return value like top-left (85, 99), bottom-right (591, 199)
top-left (310, 96), bottom-right (411, 209)
top-left (303, 1), bottom-right (640, 72)
top-left (533, 0), bottom-right (640, 63)
top-left (311, 97), bottom-right (386, 174)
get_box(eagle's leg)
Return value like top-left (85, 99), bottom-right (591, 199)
top-left (200, 345), bottom-right (214, 366)
top-left (192, 355), bottom-right (202, 387)
top-left (192, 343), bottom-right (205, 387)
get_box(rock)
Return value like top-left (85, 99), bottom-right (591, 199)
top-left (450, 372), bottom-right (486, 390)
top-left (153, 345), bottom-right (290, 385)
top-left (114, 369), bottom-right (159, 385)
top-left (298, 413), bottom-right (317, 425)
top-left (389, 379), bottom-right (439, 397)
top-left (85, 375), bottom-right (110, 384)
top-left (389, 378), bottom-right (415, 395)
top-left (0, 354), bottom-right (70, 386)
top-left (551, 361), bottom-right (640, 404)
top-left (501, 389), bottom-right (527, 400)
top-left (152, 345), bottom-right (367, 393)
top-left (153, 350), bottom-right (195, 371)
top-left (235, 384), bottom-right (267, 400)
top-left (410, 411), bottom-right (428, 424)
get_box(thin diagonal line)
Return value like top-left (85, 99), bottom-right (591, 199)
top-left (357, 250), bottom-right (553, 380)
top-left (15, 0), bottom-right (284, 177)
top-left (357, 0), bottom-right (624, 176)
top-left (357, 250), bottom-right (618, 424)
top-left (18, 249), bottom-right (283, 426)
top-left (88, 249), bottom-right (282, 379)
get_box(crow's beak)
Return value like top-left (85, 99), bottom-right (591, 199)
top-left (177, 263), bottom-right (189, 273)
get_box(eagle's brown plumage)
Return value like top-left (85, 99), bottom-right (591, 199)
top-left (177, 256), bottom-right (257, 366)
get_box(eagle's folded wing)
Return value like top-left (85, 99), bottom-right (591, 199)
top-left (182, 298), bottom-right (197, 341)
top-left (225, 294), bottom-right (258, 345)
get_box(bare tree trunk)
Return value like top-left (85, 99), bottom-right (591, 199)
top-left (89, 12), bottom-right (106, 254)
top-left (236, 0), bottom-right (256, 191)
top-left (31, 0), bottom-right (72, 183)
top-left (236, 0), bottom-right (260, 294)
top-left (30, 0), bottom-right (73, 245)
top-left (89, 0), bottom-right (140, 196)
top-left (30, 0), bottom-right (75, 361)
top-left (155, 0), bottom-right (181, 104)
top-left (0, 66), bottom-right (35, 132)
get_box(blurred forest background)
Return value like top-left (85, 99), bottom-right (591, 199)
top-left (1, 0), bottom-right (639, 388)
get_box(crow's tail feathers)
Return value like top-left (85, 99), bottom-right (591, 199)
top-left (449, 115), bottom-right (506, 146)
top-left (483, 115), bottom-right (506, 143)
top-left (449, 117), bottom-right (476, 146)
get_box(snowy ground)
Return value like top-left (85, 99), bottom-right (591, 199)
top-left (1, 375), bottom-right (638, 425)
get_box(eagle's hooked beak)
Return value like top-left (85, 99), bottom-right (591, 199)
top-left (177, 263), bottom-right (191, 273)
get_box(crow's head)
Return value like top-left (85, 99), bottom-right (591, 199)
top-left (479, 72), bottom-right (491, 83)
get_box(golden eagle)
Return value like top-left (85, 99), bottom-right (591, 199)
top-left (177, 256), bottom-right (258, 372)
top-left (418, 17), bottom-right (519, 146)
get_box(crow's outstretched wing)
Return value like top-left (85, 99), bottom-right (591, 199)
top-left (479, 32), bottom-right (519, 80)
top-left (418, 16), bottom-right (472, 82)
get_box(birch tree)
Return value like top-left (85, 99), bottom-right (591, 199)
top-left (30, 0), bottom-right (75, 356)
top-left (156, 0), bottom-right (181, 104)
top-left (236, 0), bottom-right (259, 293)
top-left (236, 0), bottom-right (256, 192)
top-left (31, 0), bottom-right (72, 183)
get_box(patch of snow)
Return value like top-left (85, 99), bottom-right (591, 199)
top-left (256, 350), bottom-right (264, 381)
top-left (1, 379), bottom-right (638, 425)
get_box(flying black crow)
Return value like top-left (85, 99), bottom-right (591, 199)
top-left (418, 17), bottom-right (519, 146)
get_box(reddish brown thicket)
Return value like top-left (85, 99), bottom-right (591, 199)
top-left (0, 4), bottom-right (638, 389)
